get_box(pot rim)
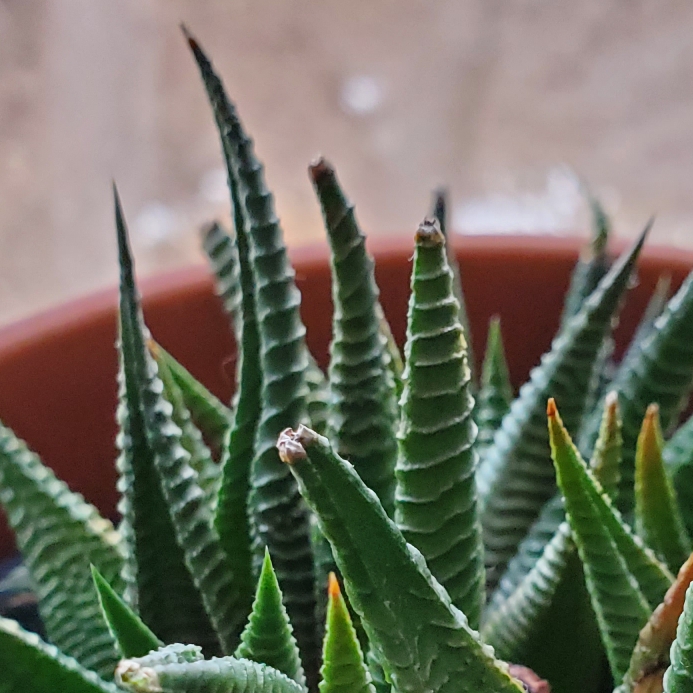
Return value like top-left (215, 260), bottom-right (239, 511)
top-left (1, 233), bottom-right (690, 356)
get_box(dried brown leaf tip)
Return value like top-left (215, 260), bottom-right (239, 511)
top-left (546, 397), bottom-right (558, 418)
top-left (626, 552), bottom-right (693, 693)
top-left (415, 217), bottom-right (445, 247)
top-left (277, 425), bottom-right (318, 464)
top-left (308, 156), bottom-right (333, 184)
top-left (508, 664), bottom-right (551, 693)
top-left (328, 572), bottom-right (341, 599)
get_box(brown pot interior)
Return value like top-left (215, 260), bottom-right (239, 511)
top-left (0, 235), bottom-right (691, 559)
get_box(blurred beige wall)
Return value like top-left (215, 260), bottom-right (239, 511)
top-left (1, 1), bottom-right (693, 325)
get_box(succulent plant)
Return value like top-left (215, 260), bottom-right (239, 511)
top-left (4, 27), bottom-right (693, 693)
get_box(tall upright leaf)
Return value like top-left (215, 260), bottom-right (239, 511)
top-left (395, 218), bottom-right (484, 627)
top-left (482, 394), bottom-right (622, 693)
top-left (0, 421), bottom-right (123, 678)
top-left (548, 398), bottom-right (650, 682)
top-left (634, 405), bottom-right (690, 572)
top-left (479, 225), bottom-right (648, 590)
top-left (186, 31), bottom-right (317, 671)
top-left (202, 190), bottom-right (262, 616)
top-left (277, 426), bottom-right (525, 693)
top-left (431, 187), bottom-right (474, 381)
top-left (474, 316), bottom-right (513, 465)
top-left (0, 617), bottom-right (119, 693)
top-left (579, 268), bottom-right (693, 516)
top-left (309, 158), bottom-right (399, 516)
top-left (664, 413), bottom-right (693, 542)
top-left (115, 190), bottom-right (247, 654)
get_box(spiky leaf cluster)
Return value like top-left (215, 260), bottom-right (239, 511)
top-left (6, 26), bottom-right (693, 693)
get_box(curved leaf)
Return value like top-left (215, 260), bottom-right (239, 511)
top-left (186, 31), bottom-right (317, 670)
top-left (116, 190), bottom-right (246, 654)
top-left (0, 420), bottom-right (123, 678)
top-left (235, 550), bottom-right (305, 687)
top-left (663, 580), bottom-right (693, 693)
top-left (277, 426), bottom-right (524, 693)
top-left (0, 617), bottom-right (119, 693)
top-left (319, 574), bottom-right (375, 693)
top-left (664, 414), bottom-right (693, 542)
top-left (91, 566), bottom-right (161, 659)
top-left (479, 225), bottom-right (649, 590)
top-left (395, 218), bottom-right (484, 627)
top-left (635, 405), bottom-right (690, 572)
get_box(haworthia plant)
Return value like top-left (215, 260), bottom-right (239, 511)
top-left (479, 224), bottom-right (648, 591)
top-left (395, 218), bottom-right (484, 627)
top-left (7, 24), bottom-right (693, 693)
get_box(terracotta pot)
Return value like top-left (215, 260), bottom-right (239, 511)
top-left (0, 235), bottom-right (691, 560)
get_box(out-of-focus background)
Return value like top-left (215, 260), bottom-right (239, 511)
top-left (1, 1), bottom-right (693, 326)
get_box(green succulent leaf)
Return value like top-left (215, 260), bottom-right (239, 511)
top-left (431, 187), bottom-right (474, 382)
top-left (624, 554), bottom-right (693, 693)
top-left (91, 565), bottom-right (161, 659)
top-left (309, 157), bottom-right (399, 517)
top-left (482, 393), bottom-right (622, 693)
top-left (305, 357), bottom-right (331, 437)
top-left (187, 31), bottom-right (317, 671)
top-left (116, 648), bottom-right (304, 693)
top-left (634, 405), bottom-right (691, 573)
top-left (202, 220), bottom-right (243, 333)
top-left (394, 218), bottom-right (484, 627)
top-left (474, 316), bottom-right (513, 459)
top-left (235, 550), bottom-right (306, 688)
top-left (203, 192), bottom-right (261, 616)
top-left (0, 617), bottom-right (119, 693)
top-left (0, 420), bottom-right (124, 678)
top-left (319, 573), bottom-right (375, 693)
top-left (664, 414), bottom-right (693, 542)
top-left (579, 267), bottom-right (693, 516)
top-left (559, 193), bottom-right (611, 327)
top-left (153, 344), bottom-right (232, 454)
top-left (151, 344), bottom-right (221, 506)
top-left (548, 398), bottom-right (654, 681)
top-left (116, 190), bottom-right (247, 654)
top-left (663, 580), bottom-right (693, 693)
top-left (277, 425), bottom-right (525, 693)
top-left (618, 274), bottom-right (672, 382)
top-left (479, 224), bottom-right (649, 590)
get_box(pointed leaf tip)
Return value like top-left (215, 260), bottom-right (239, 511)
top-left (415, 217), bottom-right (444, 246)
top-left (308, 157), bottom-right (333, 184)
top-left (547, 397), bottom-right (557, 418)
top-left (327, 572), bottom-right (340, 599)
